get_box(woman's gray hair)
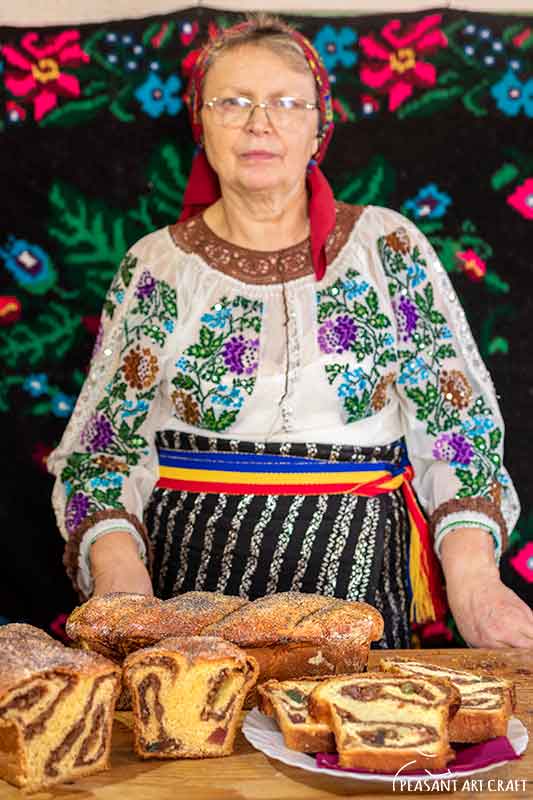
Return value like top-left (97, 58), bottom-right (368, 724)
top-left (201, 13), bottom-right (317, 96)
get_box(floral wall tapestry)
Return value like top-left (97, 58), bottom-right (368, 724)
top-left (0, 6), bottom-right (532, 643)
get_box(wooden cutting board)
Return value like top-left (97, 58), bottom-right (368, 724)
top-left (0, 648), bottom-right (531, 799)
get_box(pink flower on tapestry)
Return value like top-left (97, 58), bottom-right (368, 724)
top-left (2, 30), bottom-right (90, 121)
top-left (456, 249), bottom-right (487, 282)
top-left (510, 542), bottom-right (533, 583)
top-left (360, 13), bottom-right (447, 112)
top-left (507, 178), bottom-right (533, 220)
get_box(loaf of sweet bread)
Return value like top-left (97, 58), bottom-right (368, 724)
top-left (378, 657), bottom-right (516, 743)
top-left (66, 591), bottom-right (384, 687)
top-left (257, 677), bottom-right (336, 753)
top-left (0, 623), bottom-right (121, 792)
top-left (309, 673), bottom-right (460, 772)
top-left (123, 636), bottom-right (258, 758)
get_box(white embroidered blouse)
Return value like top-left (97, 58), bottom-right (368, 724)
top-left (47, 202), bottom-right (520, 596)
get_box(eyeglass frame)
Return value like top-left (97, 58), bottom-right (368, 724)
top-left (201, 95), bottom-right (320, 129)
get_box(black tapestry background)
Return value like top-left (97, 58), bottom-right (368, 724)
top-left (1, 5), bottom-right (532, 644)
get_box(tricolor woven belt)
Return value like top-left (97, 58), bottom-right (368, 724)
top-left (155, 447), bottom-right (447, 626)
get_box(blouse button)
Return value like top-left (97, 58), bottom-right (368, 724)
top-left (103, 348), bottom-right (113, 357)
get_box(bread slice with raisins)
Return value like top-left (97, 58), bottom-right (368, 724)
top-left (123, 636), bottom-right (258, 759)
top-left (378, 657), bottom-right (515, 743)
top-left (309, 673), bottom-right (460, 772)
top-left (257, 677), bottom-right (335, 753)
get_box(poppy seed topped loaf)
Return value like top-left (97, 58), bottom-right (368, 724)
top-left (0, 623), bottom-right (121, 792)
top-left (66, 591), bottom-right (384, 686)
top-left (123, 636), bottom-right (258, 758)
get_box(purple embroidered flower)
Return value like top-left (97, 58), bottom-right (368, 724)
top-left (81, 413), bottom-right (114, 452)
top-left (135, 270), bottom-right (156, 299)
top-left (66, 492), bottom-right (90, 533)
top-left (222, 335), bottom-right (259, 375)
top-left (318, 315), bottom-right (358, 354)
top-left (395, 295), bottom-right (419, 341)
top-left (432, 433), bottom-right (474, 466)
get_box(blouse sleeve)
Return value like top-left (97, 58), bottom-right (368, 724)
top-left (376, 211), bottom-right (520, 562)
top-left (47, 245), bottom-right (178, 594)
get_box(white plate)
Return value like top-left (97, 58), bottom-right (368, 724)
top-left (242, 709), bottom-right (528, 784)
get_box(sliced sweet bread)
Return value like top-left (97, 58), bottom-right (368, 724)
top-left (378, 657), bottom-right (516, 743)
top-left (257, 677), bottom-right (335, 753)
top-left (309, 673), bottom-right (460, 772)
top-left (123, 636), bottom-right (258, 759)
top-left (0, 623), bottom-right (121, 792)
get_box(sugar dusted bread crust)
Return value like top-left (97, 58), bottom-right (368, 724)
top-left (123, 636), bottom-right (258, 759)
top-left (0, 624), bottom-right (121, 792)
top-left (378, 657), bottom-right (516, 743)
top-left (309, 673), bottom-right (460, 772)
top-left (66, 591), bottom-right (383, 690)
top-left (258, 677), bottom-right (336, 753)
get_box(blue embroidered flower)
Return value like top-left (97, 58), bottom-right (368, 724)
top-left (201, 307), bottom-right (232, 329)
top-left (135, 74), bottom-right (183, 118)
top-left (398, 356), bottom-right (429, 386)
top-left (23, 373), bottom-right (49, 397)
top-left (164, 319), bottom-right (175, 333)
top-left (462, 415), bottom-right (495, 437)
top-left (0, 237), bottom-right (56, 295)
top-left (383, 334), bottom-right (394, 346)
top-left (114, 289), bottom-right (125, 304)
top-left (176, 357), bottom-right (190, 371)
top-left (404, 184), bottom-right (452, 220)
top-left (440, 326), bottom-right (453, 339)
top-left (89, 474), bottom-right (124, 489)
top-left (52, 393), bottom-right (75, 418)
top-left (121, 399), bottom-right (149, 418)
top-left (490, 70), bottom-right (533, 118)
top-left (211, 385), bottom-right (244, 409)
top-left (407, 263), bottom-right (427, 288)
top-left (342, 278), bottom-right (369, 299)
top-left (338, 368), bottom-right (368, 397)
top-left (313, 26), bottom-right (358, 73)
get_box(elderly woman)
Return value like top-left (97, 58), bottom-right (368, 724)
top-left (48, 14), bottom-right (533, 650)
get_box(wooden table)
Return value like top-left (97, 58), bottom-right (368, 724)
top-left (1, 649), bottom-right (532, 799)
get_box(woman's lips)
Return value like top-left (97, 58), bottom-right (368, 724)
top-left (239, 151), bottom-right (278, 160)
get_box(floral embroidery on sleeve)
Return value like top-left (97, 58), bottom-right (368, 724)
top-left (171, 295), bottom-right (263, 432)
top-left (316, 268), bottom-right (397, 422)
top-left (60, 267), bottom-right (177, 532)
top-left (379, 227), bottom-right (505, 499)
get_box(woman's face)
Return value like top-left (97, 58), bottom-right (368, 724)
top-left (200, 44), bottom-right (320, 198)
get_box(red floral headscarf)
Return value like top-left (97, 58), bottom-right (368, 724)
top-left (180, 20), bottom-right (336, 281)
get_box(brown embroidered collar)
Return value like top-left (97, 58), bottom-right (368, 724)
top-left (169, 201), bottom-right (364, 285)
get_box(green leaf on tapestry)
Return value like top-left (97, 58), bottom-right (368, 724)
top-left (143, 20), bottom-right (175, 48)
top-left (145, 142), bottom-right (191, 221)
top-left (397, 87), bottom-right (463, 119)
top-left (437, 69), bottom-right (461, 86)
top-left (485, 272), bottom-right (510, 294)
top-left (488, 337), bottom-right (509, 355)
top-left (336, 155), bottom-right (395, 206)
top-left (463, 78), bottom-right (491, 118)
top-left (491, 163), bottom-right (519, 191)
top-left (0, 303), bottom-right (81, 369)
top-left (40, 95), bottom-right (109, 127)
top-left (30, 401), bottom-right (51, 416)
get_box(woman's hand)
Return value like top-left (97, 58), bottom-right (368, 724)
top-left (441, 528), bottom-right (533, 648)
top-left (90, 531), bottom-right (153, 597)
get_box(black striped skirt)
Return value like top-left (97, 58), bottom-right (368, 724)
top-left (144, 431), bottom-right (412, 649)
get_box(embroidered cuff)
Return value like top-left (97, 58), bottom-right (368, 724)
top-left (77, 519), bottom-right (147, 599)
top-left (429, 497), bottom-right (508, 554)
top-left (63, 509), bottom-right (153, 600)
top-left (433, 511), bottom-right (502, 564)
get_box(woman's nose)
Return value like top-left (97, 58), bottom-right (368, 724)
top-left (246, 104), bottom-right (272, 132)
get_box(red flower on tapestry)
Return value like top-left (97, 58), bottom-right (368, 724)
top-left (181, 22), bottom-right (220, 79)
top-left (0, 295), bottom-right (21, 325)
top-left (2, 30), bottom-right (90, 121)
top-left (456, 249), bottom-right (487, 282)
top-left (507, 178), bottom-right (533, 220)
top-left (360, 13), bottom-right (447, 112)
top-left (510, 542), bottom-right (533, 583)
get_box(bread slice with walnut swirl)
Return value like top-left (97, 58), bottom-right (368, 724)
top-left (257, 677), bottom-right (336, 753)
top-left (309, 673), bottom-right (460, 772)
top-left (378, 657), bottom-right (516, 743)
top-left (123, 636), bottom-right (258, 758)
top-left (0, 623), bottom-right (121, 792)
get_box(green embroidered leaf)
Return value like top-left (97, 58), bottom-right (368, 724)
top-left (376, 349), bottom-right (397, 367)
top-left (336, 154), bottom-right (395, 206)
top-left (414, 291), bottom-right (429, 314)
top-left (397, 86), bottom-right (463, 119)
top-left (142, 324), bottom-right (165, 347)
top-left (317, 301), bottom-right (337, 322)
top-left (131, 412), bottom-right (148, 434)
top-left (489, 429), bottom-right (502, 450)
top-left (174, 373), bottom-right (195, 390)
top-left (103, 299), bottom-right (116, 319)
top-left (485, 273), bottom-right (510, 294)
top-left (371, 313), bottom-right (391, 329)
top-left (436, 344), bottom-right (456, 360)
top-left (325, 363), bottom-right (346, 384)
top-left (473, 435), bottom-right (487, 453)
top-left (159, 282), bottom-right (178, 319)
top-left (491, 163), bottom-right (519, 191)
top-left (202, 408), bottom-right (238, 432)
top-left (405, 385), bottom-right (438, 420)
top-left (429, 310), bottom-right (446, 325)
top-left (119, 420), bottom-right (131, 441)
top-left (345, 390), bottom-right (371, 421)
top-left (424, 284), bottom-right (434, 309)
top-left (187, 343), bottom-right (212, 358)
top-left (366, 289), bottom-right (379, 314)
top-left (39, 95), bottom-right (110, 127)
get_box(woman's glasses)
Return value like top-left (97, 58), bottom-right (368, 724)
top-left (202, 96), bottom-right (319, 130)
